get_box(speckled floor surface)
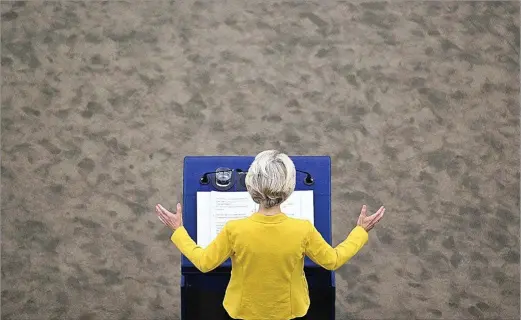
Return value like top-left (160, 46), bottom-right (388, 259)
top-left (1, 1), bottom-right (519, 319)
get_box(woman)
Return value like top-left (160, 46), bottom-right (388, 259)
top-left (155, 150), bottom-right (385, 320)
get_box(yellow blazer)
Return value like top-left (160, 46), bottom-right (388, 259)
top-left (171, 212), bottom-right (368, 320)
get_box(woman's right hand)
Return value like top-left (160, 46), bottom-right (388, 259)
top-left (357, 205), bottom-right (385, 232)
top-left (156, 203), bottom-right (183, 231)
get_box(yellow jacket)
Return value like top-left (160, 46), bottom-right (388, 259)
top-left (171, 212), bottom-right (369, 320)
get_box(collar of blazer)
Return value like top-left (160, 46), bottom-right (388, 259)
top-left (249, 212), bottom-right (288, 224)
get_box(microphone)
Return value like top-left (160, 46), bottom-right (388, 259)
top-left (202, 168), bottom-right (313, 186)
top-left (231, 168), bottom-right (314, 185)
top-left (296, 169), bottom-right (314, 185)
top-left (200, 169), bottom-right (233, 184)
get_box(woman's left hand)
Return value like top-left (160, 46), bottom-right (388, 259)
top-left (155, 203), bottom-right (183, 231)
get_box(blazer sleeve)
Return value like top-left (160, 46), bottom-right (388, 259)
top-left (170, 224), bottom-right (232, 273)
top-left (304, 221), bottom-right (368, 271)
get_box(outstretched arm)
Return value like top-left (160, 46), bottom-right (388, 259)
top-left (305, 205), bottom-right (385, 270)
top-left (171, 224), bottom-right (232, 273)
top-left (156, 203), bottom-right (232, 273)
top-left (305, 222), bottom-right (368, 270)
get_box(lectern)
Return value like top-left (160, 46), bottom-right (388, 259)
top-left (180, 156), bottom-right (335, 319)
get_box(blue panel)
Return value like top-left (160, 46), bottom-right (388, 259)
top-left (181, 155), bottom-right (332, 269)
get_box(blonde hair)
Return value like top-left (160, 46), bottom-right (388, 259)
top-left (245, 150), bottom-right (296, 209)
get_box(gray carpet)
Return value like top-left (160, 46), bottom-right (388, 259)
top-left (1, 1), bottom-right (519, 319)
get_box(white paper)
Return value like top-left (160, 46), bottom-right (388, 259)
top-left (210, 191), bottom-right (258, 237)
top-left (196, 192), bottom-right (212, 249)
top-left (280, 191), bottom-right (314, 223)
top-left (196, 191), bottom-right (314, 247)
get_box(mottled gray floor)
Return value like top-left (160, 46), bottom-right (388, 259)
top-left (1, 1), bottom-right (519, 319)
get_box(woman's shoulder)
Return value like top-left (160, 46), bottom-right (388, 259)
top-left (225, 215), bottom-right (312, 229)
top-left (224, 217), bottom-right (249, 229)
top-left (286, 217), bottom-right (313, 229)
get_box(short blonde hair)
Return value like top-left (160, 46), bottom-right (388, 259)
top-left (245, 150), bottom-right (296, 209)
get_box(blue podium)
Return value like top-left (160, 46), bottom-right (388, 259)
top-left (181, 156), bottom-right (335, 319)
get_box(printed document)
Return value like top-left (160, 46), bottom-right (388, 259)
top-left (196, 191), bottom-right (314, 247)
